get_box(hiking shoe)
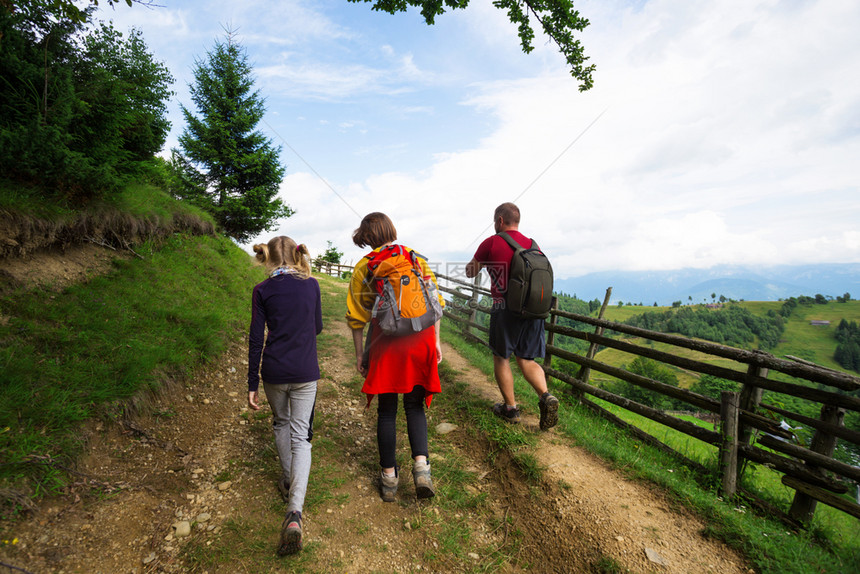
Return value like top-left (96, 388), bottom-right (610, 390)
top-left (539, 392), bottom-right (559, 431)
top-left (380, 468), bottom-right (399, 502)
top-left (277, 476), bottom-right (290, 503)
top-left (493, 403), bottom-right (521, 424)
top-left (412, 461), bottom-right (435, 500)
top-left (277, 511), bottom-right (302, 556)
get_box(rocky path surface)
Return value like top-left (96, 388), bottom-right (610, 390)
top-left (442, 349), bottom-right (751, 574)
top-left (0, 275), bottom-right (751, 574)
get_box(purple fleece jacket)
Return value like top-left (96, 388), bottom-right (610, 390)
top-left (247, 273), bottom-right (323, 392)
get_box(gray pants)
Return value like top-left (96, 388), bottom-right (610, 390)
top-left (263, 380), bottom-right (317, 514)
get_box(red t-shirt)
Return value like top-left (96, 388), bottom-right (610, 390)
top-left (473, 230), bottom-right (533, 302)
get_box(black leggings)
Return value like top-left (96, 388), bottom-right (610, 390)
top-left (376, 385), bottom-right (428, 469)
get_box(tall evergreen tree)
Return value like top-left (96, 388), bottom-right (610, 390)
top-left (174, 31), bottom-right (292, 243)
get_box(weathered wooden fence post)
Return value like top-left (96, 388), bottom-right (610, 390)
top-left (467, 275), bottom-right (481, 337)
top-left (574, 287), bottom-right (613, 396)
top-left (543, 297), bottom-right (559, 375)
top-left (736, 354), bottom-right (767, 482)
top-left (788, 404), bottom-right (845, 524)
top-left (720, 391), bottom-right (741, 498)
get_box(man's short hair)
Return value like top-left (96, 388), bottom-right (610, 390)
top-left (494, 202), bottom-right (520, 226)
top-left (353, 212), bottom-right (398, 249)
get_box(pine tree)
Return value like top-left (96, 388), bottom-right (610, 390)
top-left (174, 31), bottom-right (292, 243)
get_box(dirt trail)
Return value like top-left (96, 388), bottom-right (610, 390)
top-left (442, 350), bottom-right (750, 573)
top-left (0, 251), bottom-right (752, 573)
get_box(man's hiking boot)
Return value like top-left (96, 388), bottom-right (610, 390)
top-left (277, 476), bottom-right (290, 503)
top-left (379, 468), bottom-right (399, 502)
top-left (277, 510), bottom-right (302, 556)
top-left (539, 392), bottom-right (559, 431)
top-left (412, 461), bottom-right (435, 499)
top-left (493, 403), bottom-right (521, 424)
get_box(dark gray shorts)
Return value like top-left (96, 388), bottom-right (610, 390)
top-left (489, 308), bottom-right (546, 360)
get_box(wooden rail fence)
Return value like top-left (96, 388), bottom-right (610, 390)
top-left (435, 271), bottom-right (860, 528)
top-left (311, 259), bottom-right (353, 278)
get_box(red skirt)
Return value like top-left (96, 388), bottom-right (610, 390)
top-left (362, 324), bottom-right (441, 407)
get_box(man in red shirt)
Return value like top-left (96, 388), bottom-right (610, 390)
top-left (466, 202), bottom-right (559, 430)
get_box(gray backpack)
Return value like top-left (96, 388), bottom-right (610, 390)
top-left (497, 232), bottom-right (553, 319)
top-left (365, 245), bottom-right (443, 337)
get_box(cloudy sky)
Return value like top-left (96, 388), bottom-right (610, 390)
top-left (102, 0), bottom-right (860, 281)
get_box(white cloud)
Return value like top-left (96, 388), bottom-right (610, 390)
top-left (257, 61), bottom-right (392, 100)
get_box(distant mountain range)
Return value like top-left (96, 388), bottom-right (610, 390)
top-left (555, 263), bottom-right (860, 306)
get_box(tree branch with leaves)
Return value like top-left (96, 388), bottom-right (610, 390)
top-left (350, 0), bottom-right (594, 91)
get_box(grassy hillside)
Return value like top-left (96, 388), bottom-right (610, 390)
top-left (600, 304), bottom-right (667, 323)
top-left (0, 187), bottom-right (261, 505)
top-left (754, 300), bottom-right (860, 369)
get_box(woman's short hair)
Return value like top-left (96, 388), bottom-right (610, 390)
top-left (252, 236), bottom-right (311, 278)
top-left (352, 212), bottom-right (397, 249)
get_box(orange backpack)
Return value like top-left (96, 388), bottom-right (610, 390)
top-left (365, 245), bottom-right (443, 336)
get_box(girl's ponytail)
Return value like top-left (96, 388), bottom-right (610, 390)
top-left (253, 243), bottom-right (270, 266)
top-left (294, 244), bottom-right (312, 278)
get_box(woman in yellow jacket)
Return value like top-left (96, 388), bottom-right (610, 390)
top-left (347, 212), bottom-right (444, 502)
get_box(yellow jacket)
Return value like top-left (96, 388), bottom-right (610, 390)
top-left (346, 245), bottom-right (445, 330)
